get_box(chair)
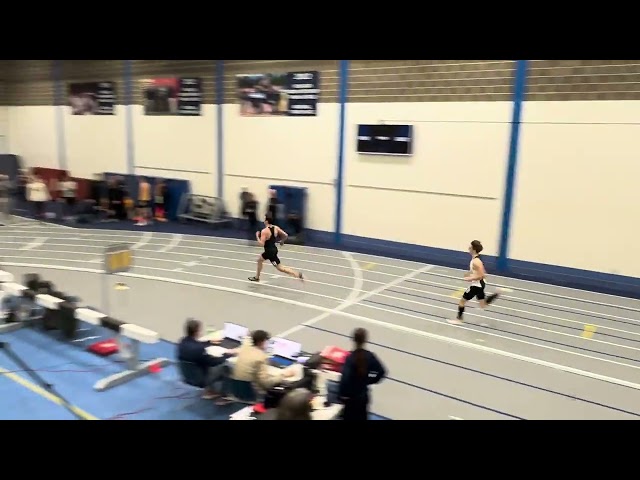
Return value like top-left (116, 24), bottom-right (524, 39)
top-left (178, 360), bottom-right (206, 388)
top-left (226, 378), bottom-right (258, 404)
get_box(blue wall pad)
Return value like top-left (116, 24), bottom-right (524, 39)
top-left (302, 229), bottom-right (640, 300)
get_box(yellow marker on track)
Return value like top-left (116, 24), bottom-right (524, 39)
top-left (357, 261), bottom-right (376, 270)
top-left (582, 324), bottom-right (597, 339)
top-left (450, 288), bottom-right (466, 299)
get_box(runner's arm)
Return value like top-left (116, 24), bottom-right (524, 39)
top-left (275, 226), bottom-right (288, 245)
top-left (256, 228), bottom-right (267, 246)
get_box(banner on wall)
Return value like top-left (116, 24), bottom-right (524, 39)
top-left (236, 71), bottom-right (319, 116)
top-left (68, 82), bottom-right (116, 115)
top-left (142, 77), bottom-right (202, 116)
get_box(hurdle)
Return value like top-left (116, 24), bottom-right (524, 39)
top-left (75, 308), bottom-right (171, 391)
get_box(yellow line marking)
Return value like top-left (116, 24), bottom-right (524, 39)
top-left (582, 324), bottom-right (597, 339)
top-left (360, 262), bottom-right (376, 271)
top-left (0, 366), bottom-right (98, 420)
top-left (450, 288), bottom-right (466, 298)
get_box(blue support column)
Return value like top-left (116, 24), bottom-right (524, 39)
top-left (497, 60), bottom-right (529, 271)
top-left (123, 60), bottom-right (135, 174)
top-left (216, 60), bottom-right (224, 199)
top-left (334, 60), bottom-right (349, 244)
top-left (52, 60), bottom-right (67, 171)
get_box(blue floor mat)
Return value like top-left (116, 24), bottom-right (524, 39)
top-left (0, 328), bottom-right (389, 420)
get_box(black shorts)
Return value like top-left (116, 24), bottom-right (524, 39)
top-left (64, 197), bottom-right (76, 206)
top-left (261, 250), bottom-right (280, 266)
top-left (138, 200), bottom-right (149, 208)
top-left (463, 280), bottom-right (486, 301)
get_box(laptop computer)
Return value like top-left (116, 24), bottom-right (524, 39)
top-left (220, 322), bottom-right (249, 349)
top-left (268, 337), bottom-right (302, 368)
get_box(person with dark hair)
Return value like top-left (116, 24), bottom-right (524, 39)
top-left (232, 329), bottom-right (296, 395)
top-left (448, 240), bottom-right (500, 325)
top-left (339, 328), bottom-right (387, 421)
top-left (242, 192), bottom-right (259, 241)
top-left (177, 318), bottom-right (238, 400)
top-left (275, 388), bottom-right (313, 420)
top-left (248, 214), bottom-right (304, 282)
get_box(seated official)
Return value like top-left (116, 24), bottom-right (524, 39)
top-left (339, 328), bottom-right (387, 421)
top-left (231, 329), bottom-right (296, 396)
top-left (177, 318), bottom-right (238, 401)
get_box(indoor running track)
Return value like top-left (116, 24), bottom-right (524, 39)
top-left (2, 219), bottom-right (640, 420)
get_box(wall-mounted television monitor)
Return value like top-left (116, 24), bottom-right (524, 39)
top-left (357, 124), bottom-right (413, 156)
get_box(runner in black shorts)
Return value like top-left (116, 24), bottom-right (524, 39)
top-left (248, 214), bottom-right (304, 282)
top-left (448, 240), bottom-right (499, 325)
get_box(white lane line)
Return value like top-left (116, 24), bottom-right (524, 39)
top-left (424, 271), bottom-right (640, 312)
top-left (7, 246), bottom-right (640, 342)
top-left (5, 260), bottom-right (640, 389)
top-left (342, 251), bottom-right (364, 305)
top-left (5, 226), bottom-right (640, 307)
top-left (448, 415), bottom-right (464, 420)
top-left (5, 225), bottom-right (640, 308)
top-left (276, 265), bottom-right (433, 338)
top-left (6, 248), bottom-right (640, 348)
top-left (3, 229), bottom-right (638, 313)
top-left (131, 231), bottom-right (153, 250)
top-left (157, 234), bottom-right (182, 253)
top-left (5, 231), bottom-right (640, 316)
top-left (19, 237), bottom-right (47, 251)
top-left (4, 239), bottom-right (640, 331)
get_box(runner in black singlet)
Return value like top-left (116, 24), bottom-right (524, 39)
top-left (249, 214), bottom-right (304, 282)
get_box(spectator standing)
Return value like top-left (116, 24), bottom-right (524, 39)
top-left (26, 174), bottom-right (50, 219)
top-left (57, 172), bottom-right (77, 221)
top-left (338, 328), bottom-right (387, 421)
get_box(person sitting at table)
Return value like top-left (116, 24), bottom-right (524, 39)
top-left (177, 318), bottom-right (237, 400)
top-left (275, 388), bottom-right (313, 420)
top-left (338, 327), bottom-right (387, 421)
top-left (231, 329), bottom-right (296, 396)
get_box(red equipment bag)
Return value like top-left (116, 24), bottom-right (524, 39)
top-left (320, 345), bottom-right (349, 372)
top-left (87, 338), bottom-right (119, 356)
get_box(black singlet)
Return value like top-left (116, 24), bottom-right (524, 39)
top-left (264, 226), bottom-right (278, 253)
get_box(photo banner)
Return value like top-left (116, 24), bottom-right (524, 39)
top-left (237, 71), bottom-right (319, 116)
top-left (68, 82), bottom-right (116, 115)
top-left (143, 77), bottom-right (202, 116)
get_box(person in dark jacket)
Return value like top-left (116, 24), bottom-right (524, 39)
top-left (243, 192), bottom-right (258, 241)
top-left (177, 318), bottom-right (238, 400)
top-left (338, 328), bottom-right (387, 420)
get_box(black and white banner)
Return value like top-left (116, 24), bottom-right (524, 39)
top-left (237, 70), bottom-right (320, 116)
top-left (68, 82), bottom-right (116, 115)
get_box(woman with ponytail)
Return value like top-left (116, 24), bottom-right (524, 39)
top-left (338, 328), bottom-right (387, 420)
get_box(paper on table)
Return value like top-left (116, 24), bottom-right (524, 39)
top-left (206, 345), bottom-right (227, 357)
top-left (283, 363), bottom-right (303, 383)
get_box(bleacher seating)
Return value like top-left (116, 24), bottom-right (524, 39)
top-left (177, 193), bottom-right (232, 228)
